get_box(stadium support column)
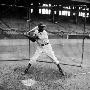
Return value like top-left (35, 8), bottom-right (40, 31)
top-left (51, 4), bottom-right (54, 23)
top-left (81, 6), bottom-right (87, 67)
top-left (87, 5), bottom-right (90, 23)
top-left (89, 5), bottom-right (90, 22)
top-left (0, 5), bottom-right (1, 18)
top-left (70, 5), bottom-right (73, 17)
top-left (56, 4), bottom-right (59, 20)
top-left (70, 5), bottom-right (74, 21)
top-left (28, 7), bottom-right (31, 59)
top-left (33, 1), bottom-right (39, 18)
top-left (75, 5), bottom-right (79, 24)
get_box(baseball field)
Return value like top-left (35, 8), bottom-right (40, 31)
top-left (0, 39), bottom-right (90, 90)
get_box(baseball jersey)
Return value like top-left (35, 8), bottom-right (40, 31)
top-left (34, 29), bottom-right (50, 45)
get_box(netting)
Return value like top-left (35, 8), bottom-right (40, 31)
top-left (0, 18), bottom-right (90, 67)
top-left (0, 7), bottom-right (90, 68)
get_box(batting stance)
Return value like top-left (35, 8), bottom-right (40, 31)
top-left (24, 22), bottom-right (64, 76)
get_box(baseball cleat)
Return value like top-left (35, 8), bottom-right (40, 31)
top-left (21, 68), bottom-right (29, 75)
top-left (57, 64), bottom-right (64, 76)
top-left (21, 63), bottom-right (31, 75)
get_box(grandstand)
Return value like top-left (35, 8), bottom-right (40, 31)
top-left (0, 16), bottom-right (90, 39)
top-left (0, 0), bottom-right (90, 39)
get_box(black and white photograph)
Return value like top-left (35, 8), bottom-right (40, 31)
top-left (0, 0), bottom-right (90, 90)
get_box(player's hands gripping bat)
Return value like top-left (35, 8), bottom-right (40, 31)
top-left (24, 31), bottom-right (39, 42)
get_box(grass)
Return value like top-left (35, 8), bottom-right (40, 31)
top-left (0, 39), bottom-right (90, 90)
top-left (0, 60), bottom-right (90, 90)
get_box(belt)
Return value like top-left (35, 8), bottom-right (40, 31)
top-left (41, 43), bottom-right (49, 46)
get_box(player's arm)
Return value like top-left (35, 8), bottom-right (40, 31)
top-left (26, 26), bottom-right (38, 35)
top-left (28, 26), bottom-right (38, 33)
top-left (24, 26), bottom-right (38, 36)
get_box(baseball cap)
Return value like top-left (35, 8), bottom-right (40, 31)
top-left (38, 22), bottom-right (46, 28)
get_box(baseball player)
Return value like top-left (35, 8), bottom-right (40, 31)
top-left (23, 22), bottom-right (64, 76)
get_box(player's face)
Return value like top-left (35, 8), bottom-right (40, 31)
top-left (43, 26), bottom-right (46, 30)
top-left (38, 27), bottom-right (45, 32)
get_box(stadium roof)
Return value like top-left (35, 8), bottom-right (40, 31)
top-left (0, 0), bottom-right (90, 7)
top-left (71, 0), bottom-right (90, 3)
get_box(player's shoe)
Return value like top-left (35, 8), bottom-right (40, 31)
top-left (21, 63), bottom-right (31, 75)
top-left (57, 64), bottom-right (64, 76)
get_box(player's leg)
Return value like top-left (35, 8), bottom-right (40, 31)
top-left (24, 47), bottom-right (42, 74)
top-left (44, 44), bottom-right (64, 76)
top-left (47, 52), bottom-right (64, 76)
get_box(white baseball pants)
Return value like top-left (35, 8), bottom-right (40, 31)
top-left (29, 44), bottom-right (59, 64)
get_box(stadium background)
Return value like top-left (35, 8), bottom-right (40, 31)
top-left (0, 0), bottom-right (90, 90)
top-left (0, 0), bottom-right (90, 63)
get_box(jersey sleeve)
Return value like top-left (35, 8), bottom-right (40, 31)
top-left (26, 26), bottom-right (38, 35)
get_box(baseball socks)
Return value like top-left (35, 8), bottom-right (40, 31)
top-left (57, 64), bottom-right (64, 76)
top-left (23, 63), bottom-right (31, 74)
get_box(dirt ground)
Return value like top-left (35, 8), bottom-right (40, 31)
top-left (0, 57), bottom-right (90, 90)
top-left (0, 39), bottom-right (90, 90)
